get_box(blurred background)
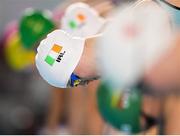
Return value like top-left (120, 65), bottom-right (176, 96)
top-left (0, 0), bottom-right (63, 134)
top-left (0, 0), bottom-right (179, 135)
top-left (0, 0), bottom-right (62, 35)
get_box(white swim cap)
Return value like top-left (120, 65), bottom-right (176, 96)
top-left (35, 29), bottom-right (85, 88)
top-left (97, 1), bottom-right (172, 89)
top-left (61, 2), bottom-right (105, 38)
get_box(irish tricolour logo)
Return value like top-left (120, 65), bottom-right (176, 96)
top-left (45, 44), bottom-right (65, 66)
top-left (69, 13), bottom-right (86, 29)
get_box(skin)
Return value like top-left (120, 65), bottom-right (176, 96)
top-left (144, 33), bottom-right (180, 92)
top-left (164, 94), bottom-right (180, 134)
top-left (166, 0), bottom-right (180, 7)
top-left (44, 87), bottom-right (65, 134)
top-left (74, 36), bottom-right (98, 78)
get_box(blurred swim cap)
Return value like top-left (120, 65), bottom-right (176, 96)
top-left (97, 82), bottom-right (142, 134)
top-left (97, 1), bottom-right (172, 90)
top-left (61, 2), bottom-right (105, 38)
top-left (4, 32), bottom-right (35, 71)
top-left (3, 21), bottom-right (18, 41)
top-left (35, 30), bottom-right (85, 88)
top-left (19, 8), bottom-right (55, 50)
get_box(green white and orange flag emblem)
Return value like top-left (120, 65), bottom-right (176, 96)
top-left (45, 44), bottom-right (62, 66)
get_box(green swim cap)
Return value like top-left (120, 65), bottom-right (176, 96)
top-left (19, 9), bottom-right (55, 50)
top-left (97, 82), bottom-right (142, 134)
